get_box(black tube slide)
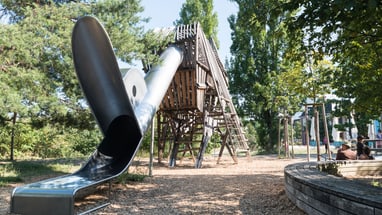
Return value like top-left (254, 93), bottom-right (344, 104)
top-left (71, 16), bottom-right (142, 178)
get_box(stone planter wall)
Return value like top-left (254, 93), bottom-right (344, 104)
top-left (284, 160), bottom-right (382, 215)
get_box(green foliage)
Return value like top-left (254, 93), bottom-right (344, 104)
top-left (0, 123), bottom-right (91, 159)
top-left (0, 122), bottom-right (11, 157)
top-left (243, 122), bottom-right (257, 151)
top-left (371, 180), bottom-right (382, 188)
top-left (92, 0), bottom-right (147, 64)
top-left (279, 57), bottom-right (333, 104)
top-left (207, 133), bottom-right (222, 152)
top-left (0, 2), bottom-right (92, 136)
top-left (285, 0), bottom-right (382, 128)
top-left (228, 0), bottom-right (382, 153)
top-left (70, 128), bottom-right (102, 156)
top-left (139, 29), bottom-right (175, 71)
top-left (0, 0), bottom-right (162, 159)
top-left (228, 0), bottom-right (301, 152)
top-left (318, 162), bottom-right (341, 177)
top-left (139, 132), bottom-right (153, 152)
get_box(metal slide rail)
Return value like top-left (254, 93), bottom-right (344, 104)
top-left (11, 16), bottom-right (182, 215)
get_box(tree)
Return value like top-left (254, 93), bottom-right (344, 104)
top-left (285, 0), bottom-right (382, 129)
top-left (0, 3), bottom-right (93, 158)
top-left (175, 0), bottom-right (219, 48)
top-left (279, 54), bottom-right (333, 104)
top-left (0, 0), bottom-right (155, 158)
top-left (228, 0), bottom-right (302, 151)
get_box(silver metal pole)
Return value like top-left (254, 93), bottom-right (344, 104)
top-left (135, 46), bottom-right (183, 134)
top-left (149, 116), bottom-right (154, 177)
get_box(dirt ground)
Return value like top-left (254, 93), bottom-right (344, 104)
top-left (1, 155), bottom-right (307, 215)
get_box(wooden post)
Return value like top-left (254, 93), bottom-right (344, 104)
top-left (10, 112), bottom-right (17, 161)
top-left (278, 117), bottom-right (281, 158)
top-left (322, 103), bottom-right (331, 160)
top-left (314, 109), bottom-right (321, 161)
top-left (305, 103), bottom-right (330, 161)
top-left (284, 115), bottom-right (289, 158)
top-left (217, 132), bottom-right (228, 164)
top-left (290, 116), bottom-right (295, 158)
top-left (304, 106), bottom-right (310, 161)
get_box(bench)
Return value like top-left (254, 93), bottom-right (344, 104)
top-left (370, 148), bottom-right (382, 156)
top-left (284, 160), bottom-right (382, 214)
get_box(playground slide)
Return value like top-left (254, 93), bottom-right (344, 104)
top-left (11, 16), bottom-right (182, 215)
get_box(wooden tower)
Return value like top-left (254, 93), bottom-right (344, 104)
top-left (156, 23), bottom-right (249, 168)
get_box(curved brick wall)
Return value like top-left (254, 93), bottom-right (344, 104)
top-left (284, 160), bottom-right (382, 215)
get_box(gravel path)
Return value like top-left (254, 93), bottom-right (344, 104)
top-left (1, 155), bottom-right (306, 215)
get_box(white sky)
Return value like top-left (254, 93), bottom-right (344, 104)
top-left (140, 0), bottom-right (238, 61)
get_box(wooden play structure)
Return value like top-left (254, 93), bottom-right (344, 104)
top-left (156, 23), bottom-right (249, 168)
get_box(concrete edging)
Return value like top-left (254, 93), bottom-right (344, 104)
top-left (284, 160), bottom-right (382, 215)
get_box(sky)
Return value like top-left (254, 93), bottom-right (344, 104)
top-left (140, 0), bottom-right (239, 61)
top-left (0, 1), bottom-right (239, 66)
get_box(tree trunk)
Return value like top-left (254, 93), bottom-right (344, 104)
top-left (10, 112), bottom-right (17, 161)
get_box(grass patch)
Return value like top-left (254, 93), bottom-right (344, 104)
top-left (0, 176), bottom-right (23, 187)
top-left (1, 157), bottom-right (147, 187)
top-left (0, 158), bottom-right (84, 186)
top-left (0, 162), bottom-right (23, 186)
top-left (116, 172), bottom-right (146, 184)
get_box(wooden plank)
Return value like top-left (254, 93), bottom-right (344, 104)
top-left (196, 65), bottom-right (201, 85)
top-left (181, 71), bottom-right (187, 107)
top-left (164, 88), bottom-right (171, 109)
top-left (191, 70), bottom-right (197, 108)
top-left (189, 71), bottom-right (194, 108)
top-left (185, 70), bottom-right (190, 106)
top-left (162, 83), bottom-right (169, 109)
top-left (169, 80), bottom-right (176, 108)
top-left (175, 73), bottom-right (181, 109)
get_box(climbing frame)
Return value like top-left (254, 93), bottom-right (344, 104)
top-left (156, 23), bottom-right (249, 168)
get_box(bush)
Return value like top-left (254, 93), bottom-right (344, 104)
top-left (70, 128), bottom-right (102, 156)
